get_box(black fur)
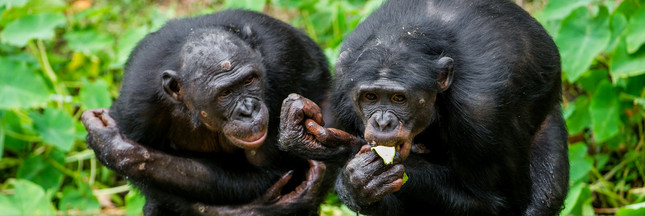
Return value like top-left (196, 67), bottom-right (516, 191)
top-left (333, 0), bottom-right (569, 215)
top-left (109, 10), bottom-right (331, 215)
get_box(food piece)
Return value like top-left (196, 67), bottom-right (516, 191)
top-left (402, 172), bottom-right (408, 185)
top-left (372, 145), bottom-right (396, 165)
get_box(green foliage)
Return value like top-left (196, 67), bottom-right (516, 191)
top-left (539, 0), bottom-right (645, 215)
top-left (0, 0), bottom-right (643, 215)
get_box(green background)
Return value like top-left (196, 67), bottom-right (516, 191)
top-left (0, 0), bottom-right (644, 215)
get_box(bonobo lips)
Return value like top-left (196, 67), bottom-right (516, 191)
top-left (364, 122), bottom-right (413, 161)
top-left (222, 108), bottom-right (269, 150)
top-left (227, 127), bottom-right (267, 150)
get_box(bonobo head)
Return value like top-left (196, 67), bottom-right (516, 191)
top-left (340, 46), bottom-right (454, 161)
top-left (161, 28), bottom-right (269, 150)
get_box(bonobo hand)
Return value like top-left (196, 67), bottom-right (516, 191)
top-left (191, 160), bottom-right (326, 215)
top-left (337, 145), bottom-right (405, 212)
top-left (81, 109), bottom-right (150, 177)
top-left (279, 93), bottom-right (363, 160)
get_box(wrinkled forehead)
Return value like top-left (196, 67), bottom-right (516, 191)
top-left (180, 29), bottom-right (251, 65)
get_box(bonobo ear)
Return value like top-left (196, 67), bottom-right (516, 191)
top-left (437, 57), bottom-right (454, 92)
top-left (162, 70), bottom-right (182, 102)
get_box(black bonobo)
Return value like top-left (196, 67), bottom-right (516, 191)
top-left (279, 0), bottom-right (569, 215)
top-left (81, 10), bottom-right (333, 215)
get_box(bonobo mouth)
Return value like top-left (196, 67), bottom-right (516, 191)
top-left (222, 111), bottom-right (269, 150)
top-left (226, 127), bottom-right (267, 150)
top-left (364, 122), bottom-right (413, 161)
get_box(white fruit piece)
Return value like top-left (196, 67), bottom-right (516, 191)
top-left (372, 145), bottom-right (396, 165)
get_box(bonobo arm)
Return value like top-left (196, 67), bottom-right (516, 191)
top-left (180, 160), bottom-right (327, 216)
top-left (336, 146), bottom-right (510, 216)
top-left (279, 93), bottom-right (364, 162)
top-left (81, 109), bottom-right (275, 201)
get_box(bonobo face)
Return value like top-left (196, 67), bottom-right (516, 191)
top-left (162, 29), bottom-right (269, 150)
top-left (350, 56), bottom-right (454, 161)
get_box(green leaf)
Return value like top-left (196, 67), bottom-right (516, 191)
top-left (560, 182), bottom-right (592, 216)
top-left (617, 202), bottom-right (645, 216)
top-left (0, 12), bottom-right (66, 47)
top-left (625, 6), bottom-right (645, 53)
top-left (0, 58), bottom-right (50, 109)
top-left (564, 95), bottom-right (591, 134)
top-left (0, 193), bottom-right (21, 215)
top-left (79, 79), bottom-right (113, 110)
top-left (1, 0), bottom-right (29, 8)
top-left (30, 108), bottom-right (75, 152)
top-left (222, 0), bottom-right (266, 11)
top-left (568, 143), bottom-right (593, 184)
top-left (605, 13), bottom-right (628, 53)
top-left (16, 151), bottom-right (64, 199)
top-left (58, 185), bottom-right (101, 212)
top-left (3, 179), bottom-right (56, 215)
top-left (539, 0), bottom-right (593, 21)
top-left (112, 27), bottom-right (149, 68)
top-left (577, 69), bottom-right (608, 93)
top-left (556, 6), bottom-right (611, 82)
top-left (64, 30), bottom-right (115, 56)
top-left (0, 114), bottom-right (4, 159)
top-left (125, 187), bottom-right (146, 216)
top-left (589, 81), bottom-right (621, 142)
top-left (611, 38), bottom-right (645, 78)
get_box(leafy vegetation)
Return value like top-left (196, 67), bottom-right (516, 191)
top-left (0, 0), bottom-right (643, 215)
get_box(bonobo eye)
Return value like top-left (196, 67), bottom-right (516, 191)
top-left (391, 94), bottom-right (406, 103)
top-left (244, 74), bottom-right (258, 86)
top-left (363, 92), bottom-right (378, 101)
top-left (219, 89), bottom-right (233, 101)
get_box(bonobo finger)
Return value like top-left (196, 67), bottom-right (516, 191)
top-left (81, 109), bottom-right (109, 129)
top-left (263, 170), bottom-right (294, 201)
top-left (293, 160), bottom-right (325, 194)
top-left (279, 160), bottom-right (325, 206)
top-left (299, 97), bottom-right (324, 126)
top-left (97, 109), bottom-right (117, 128)
top-left (304, 160), bottom-right (326, 186)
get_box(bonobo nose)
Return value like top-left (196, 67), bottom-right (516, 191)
top-left (370, 111), bottom-right (398, 132)
top-left (233, 98), bottom-right (258, 121)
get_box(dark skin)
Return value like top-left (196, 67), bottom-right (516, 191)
top-left (82, 10), bottom-right (333, 215)
top-left (280, 0), bottom-right (569, 215)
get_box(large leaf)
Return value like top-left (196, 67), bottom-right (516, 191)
top-left (538, 0), bottom-right (593, 21)
top-left (63, 30), bottom-right (115, 56)
top-left (30, 108), bottom-right (75, 152)
top-left (0, 179), bottom-right (56, 215)
top-left (610, 38), bottom-right (645, 78)
top-left (0, 12), bottom-right (66, 47)
top-left (605, 13), bottom-right (627, 53)
top-left (560, 182), bottom-right (592, 216)
top-left (79, 79), bottom-right (113, 110)
top-left (556, 6), bottom-right (611, 82)
top-left (0, 58), bottom-right (50, 109)
top-left (564, 95), bottom-right (591, 134)
top-left (568, 143), bottom-right (593, 184)
top-left (589, 81), bottom-right (621, 142)
top-left (624, 6), bottom-right (645, 53)
top-left (617, 202), bottom-right (645, 216)
top-left (16, 151), bottom-right (65, 199)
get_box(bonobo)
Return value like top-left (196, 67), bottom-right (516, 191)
top-left (279, 0), bottom-right (569, 215)
top-left (81, 10), bottom-right (333, 215)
